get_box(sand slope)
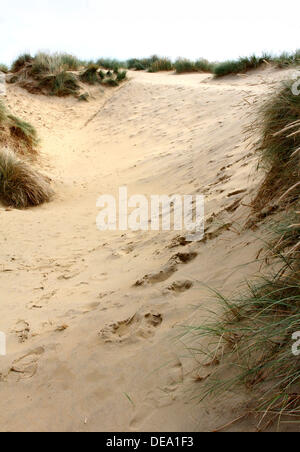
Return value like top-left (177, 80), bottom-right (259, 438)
top-left (0, 67), bottom-right (294, 432)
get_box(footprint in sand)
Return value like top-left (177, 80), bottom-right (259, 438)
top-left (99, 311), bottom-right (163, 344)
top-left (12, 320), bottom-right (30, 343)
top-left (167, 235), bottom-right (189, 248)
top-left (164, 280), bottom-right (193, 294)
top-left (134, 251), bottom-right (197, 286)
top-left (8, 347), bottom-right (45, 381)
top-left (129, 360), bottom-right (184, 429)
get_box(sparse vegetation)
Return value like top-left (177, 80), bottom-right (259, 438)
top-left (273, 51), bottom-right (300, 69)
top-left (188, 78), bottom-right (300, 428)
top-left (102, 78), bottom-right (119, 87)
top-left (8, 115), bottom-right (39, 149)
top-left (214, 55), bottom-right (270, 77)
top-left (11, 53), bottom-right (33, 72)
top-left (127, 60), bottom-right (145, 71)
top-left (9, 52), bottom-right (126, 96)
top-left (174, 58), bottom-right (215, 74)
top-left (30, 52), bottom-right (81, 75)
top-left (0, 64), bottom-right (8, 73)
top-left (251, 80), bottom-right (300, 210)
top-left (116, 70), bottom-right (127, 82)
top-left (78, 92), bottom-right (89, 102)
top-left (59, 53), bottom-right (82, 71)
top-left (80, 64), bottom-right (101, 85)
top-left (80, 65), bottom-right (127, 87)
top-left (127, 55), bottom-right (159, 71)
top-left (10, 52), bottom-right (82, 97)
top-left (96, 58), bottom-right (124, 71)
top-left (0, 148), bottom-right (53, 208)
top-left (0, 100), bottom-right (53, 208)
top-left (148, 58), bottom-right (173, 72)
top-left (213, 51), bottom-right (300, 77)
top-left (39, 71), bottom-right (80, 97)
top-left (0, 100), bottom-right (7, 123)
top-left (0, 101), bottom-right (39, 155)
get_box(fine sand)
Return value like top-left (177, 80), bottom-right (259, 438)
top-left (0, 67), bottom-right (295, 432)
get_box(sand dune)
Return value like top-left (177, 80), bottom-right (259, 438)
top-left (0, 67), bottom-right (295, 432)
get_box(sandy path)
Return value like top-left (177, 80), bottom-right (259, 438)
top-left (0, 67), bottom-right (294, 432)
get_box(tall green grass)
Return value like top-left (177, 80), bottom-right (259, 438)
top-left (148, 58), bottom-right (173, 72)
top-left (186, 260), bottom-right (300, 426)
top-left (213, 51), bottom-right (300, 77)
top-left (251, 81), bottom-right (300, 210)
top-left (96, 58), bottom-right (125, 71)
top-left (174, 58), bottom-right (215, 74)
top-left (273, 51), bottom-right (300, 68)
top-left (31, 52), bottom-right (81, 75)
top-left (188, 78), bottom-right (300, 428)
top-left (127, 55), bottom-right (159, 71)
top-left (214, 55), bottom-right (270, 77)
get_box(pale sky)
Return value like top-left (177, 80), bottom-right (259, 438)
top-left (0, 0), bottom-right (299, 65)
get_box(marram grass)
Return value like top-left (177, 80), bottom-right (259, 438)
top-left (0, 148), bottom-right (53, 208)
top-left (187, 77), bottom-right (300, 429)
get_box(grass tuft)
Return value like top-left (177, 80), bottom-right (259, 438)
top-left (78, 92), bottom-right (89, 102)
top-left (0, 64), bottom-right (8, 73)
top-left (80, 64), bottom-right (101, 85)
top-left (0, 148), bottom-right (53, 208)
top-left (31, 52), bottom-right (81, 75)
top-left (127, 55), bottom-right (159, 71)
top-left (213, 51), bottom-right (300, 77)
top-left (96, 58), bottom-right (124, 71)
top-left (250, 80), bottom-right (300, 210)
top-left (11, 53), bottom-right (33, 73)
top-left (174, 58), bottom-right (215, 74)
top-left (102, 78), bottom-right (119, 87)
top-left (214, 55), bottom-right (268, 77)
top-left (39, 71), bottom-right (80, 97)
top-left (116, 70), bottom-right (127, 82)
top-left (148, 58), bottom-right (173, 72)
top-left (8, 115), bottom-right (39, 150)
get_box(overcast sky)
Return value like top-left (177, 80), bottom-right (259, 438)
top-left (0, 0), bottom-right (299, 65)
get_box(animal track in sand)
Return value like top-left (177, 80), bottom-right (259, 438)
top-left (134, 252), bottom-right (197, 287)
top-left (99, 311), bottom-right (163, 344)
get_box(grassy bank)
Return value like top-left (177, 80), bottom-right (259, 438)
top-left (187, 79), bottom-right (300, 429)
top-left (8, 52), bottom-right (127, 96)
top-left (0, 100), bottom-right (53, 208)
